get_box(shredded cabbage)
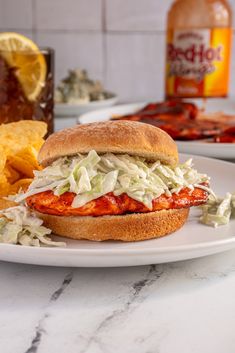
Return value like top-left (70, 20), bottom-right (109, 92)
top-left (200, 192), bottom-right (235, 227)
top-left (15, 150), bottom-right (210, 210)
top-left (0, 206), bottom-right (66, 247)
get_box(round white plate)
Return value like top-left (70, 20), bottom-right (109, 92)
top-left (0, 155), bottom-right (235, 267)
top-left (55, 94), bottom-right (118, 117)
top-left (78, 100), bottom-right (235, 160)
top-left (78, 102), bottom-right (146, 124)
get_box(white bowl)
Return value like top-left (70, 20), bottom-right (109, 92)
top-left (55, 94), bottom-right (118, 117)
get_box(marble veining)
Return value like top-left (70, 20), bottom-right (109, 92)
top-left (24, 272), bottom-right (73, 353)
top-left (79, 265), bottom-right (163, 353)
top-left (1, 250), bottom-right (235, 353)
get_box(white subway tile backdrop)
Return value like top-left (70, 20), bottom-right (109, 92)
top-left (36, 0), bottom-right (102, 31)
top-left (36, 32), bottom-right (104, 81)
top-left (106, 33), bottom-right (165, 101)
top-left (1, 0), bottom-right (235, 102)
top-left (106, 0), bottom-right (173, 32)
top-left (0, 0), bottom-right (32, 30)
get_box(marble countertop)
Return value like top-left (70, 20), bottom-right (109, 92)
top-left (1, 118), bottom-right (235, 352)
top-left (1, 249), bottom-right (235, 353)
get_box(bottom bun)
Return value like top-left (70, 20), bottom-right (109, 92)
top-left (36, 208), bottom-right (189, 242)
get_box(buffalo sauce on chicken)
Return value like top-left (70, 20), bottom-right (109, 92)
top-left (214, 126), bottom-right (235, 143)
top-left (26, 186), bottom-right (208, 217)
top-left (113, 101), bottom-right (221, 140)
top-left (112, 101), bottom-right (235, 142)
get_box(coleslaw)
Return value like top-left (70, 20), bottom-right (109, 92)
top-left (15, 150), bottom-right (211, 210)
top-left (200, 192), bottom-right (235, 227)
top-left (0, 205), bottom-right (66, 247)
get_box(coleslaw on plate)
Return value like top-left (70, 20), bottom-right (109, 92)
top-left (200, 192), bottom-right (235, 227)
top-left (0, 205), bottom-right (65, 247)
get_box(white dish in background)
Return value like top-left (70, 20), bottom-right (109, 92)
top-left (187, 97), bottom-right (235, 114)
top-left (79, 102), bottom-right (146, 124)
top-left (55, 94), bottom-right (118, 117)
top-left (177, 140), bottom-right (235, 159)
top-left (78, 99), bottom-right (235, 160)
top-left (0, 155), bottom-right (234, 268)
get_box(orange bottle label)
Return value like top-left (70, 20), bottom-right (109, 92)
top-left (165, 28), bottom-right (232, 98)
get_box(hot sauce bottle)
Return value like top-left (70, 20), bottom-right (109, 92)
top-left (165, 0), bottom-right (232, 98)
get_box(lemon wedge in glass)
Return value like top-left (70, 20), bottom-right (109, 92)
top-left (0, 32), bottom-right (46, 101)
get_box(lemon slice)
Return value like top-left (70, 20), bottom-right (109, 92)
top-left (0, 32), bottom-right (47, 101)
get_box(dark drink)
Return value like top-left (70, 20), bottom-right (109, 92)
top-left (0, 48), bottom-right (54, 135)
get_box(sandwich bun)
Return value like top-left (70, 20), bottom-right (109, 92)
top-left (36, 208), bottom-right (189, 242)
top-left (35, 121), bottom-right (188, 242)
top-left (38, 120), bottom-right (178, 167)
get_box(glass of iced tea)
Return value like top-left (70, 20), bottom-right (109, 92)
top-left (0, 36), bottom-right (54, 135)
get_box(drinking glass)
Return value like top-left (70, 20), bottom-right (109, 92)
top-left (0, 47), bottom-right (54, 135)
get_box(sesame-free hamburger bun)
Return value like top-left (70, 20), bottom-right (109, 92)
top-left (38, 120), bottom-right (178, 167)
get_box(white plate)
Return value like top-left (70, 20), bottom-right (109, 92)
top-left (55, 95), bottom-right (118, 117)
top-left (78, 102), bottom-right (146, 124)
top-left (177, 141), bottom-right (235, 159)
top-left (0, 155), bottom-right (235, 267)
top-left (78, 100), bottom-right (235, 160)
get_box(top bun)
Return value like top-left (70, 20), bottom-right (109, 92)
top-left (38, 121), bottom-right (178, 167)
